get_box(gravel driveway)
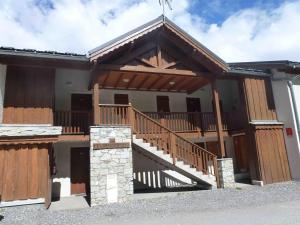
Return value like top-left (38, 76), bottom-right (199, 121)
top-left (1, 181), bottom-right (300, 225)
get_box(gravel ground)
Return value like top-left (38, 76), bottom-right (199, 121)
top-left (1, 181), bottom-right (300, 225)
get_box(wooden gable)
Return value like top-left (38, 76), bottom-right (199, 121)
top-left (90, 19), bottom-right (228, 93)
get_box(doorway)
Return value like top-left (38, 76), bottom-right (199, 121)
top-left (71, 94), bottom-right (92, 111)
top-left (233, 135), bottom-right (249, 173)
top-left (157, 96), bottom-right (170, 112)
top-left (186, 97), bottom-right (201, 112)
top-left (71, 148), bottom-right (90, 196)
top-left (114, 94), bottom-right (129, 105)
top-left (71, 94), bottom-right (92, 133)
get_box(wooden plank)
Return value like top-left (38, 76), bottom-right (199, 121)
top-left (2, 145), bottom-right (16, 201)
top-left (211, 81), bottom-right (226, 158)
top-left (0, 146), bottom-right (5, 195)
top-left (15, 145), bottom-right (28, 200)
top-left (38, 145), bottom-right (48, 198)
top-left (28, 145), bottom-right (39, 199)
top-left (96, 64), bottom-right (212, 77)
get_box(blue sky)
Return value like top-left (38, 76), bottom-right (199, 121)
top-left (0, 0), bottom-right (299, 62)
top-left (189, 0), bottom-right (288, 24)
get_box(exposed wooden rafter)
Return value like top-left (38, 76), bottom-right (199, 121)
top-left (96, 64), bottom-right (212, 77)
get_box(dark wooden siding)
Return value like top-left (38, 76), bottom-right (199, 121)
top-left (0, 143), bottom-right (50, 201)
top-left (3, 66), bottom-right (55, 124)
top-left (240, 77), bottom-right (291, 184)
top-left (254, 126), bottom-right (291, 184)
top-left (243, 77), bottom-right (277, 121)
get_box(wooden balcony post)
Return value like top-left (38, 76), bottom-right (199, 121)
top-left (128, 103), bottom-right (135, 132)
top-left (170, 133), bottom-right (176, 165)
top-left (211, 80), bottom-right (226, 158)
top-left (92, 83), bottom-right (100, 125)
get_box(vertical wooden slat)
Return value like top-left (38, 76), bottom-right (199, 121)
top-left (15, 145), bottom-right (28, 200)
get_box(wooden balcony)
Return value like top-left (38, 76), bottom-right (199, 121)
top-left (54, 105), bottom-right (243, 136)
top-left (54, 110), bottom-right (92, 134)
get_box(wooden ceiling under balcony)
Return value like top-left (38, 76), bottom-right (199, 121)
top-left (95, 65), bottom-right (211, 93)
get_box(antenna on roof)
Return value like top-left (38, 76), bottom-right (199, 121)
top-left (159, 0), bottom-right (172, 21)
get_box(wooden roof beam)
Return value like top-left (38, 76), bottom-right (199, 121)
top-left (97, 64), bottom-right (212, 77)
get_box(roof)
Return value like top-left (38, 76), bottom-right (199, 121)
top-left (228, 66), bottom-right (271, 77)
top-left (88, 15), bottom-right (228, 71)
top-left (0, 46), bottom-right (89, 61)
top-left (229, 60), bottom-right (300, 74)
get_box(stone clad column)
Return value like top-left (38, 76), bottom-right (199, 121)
top-left (217, 158), bottom-right (235, 188)
top-left (90, 125), bottom-right (133, 206)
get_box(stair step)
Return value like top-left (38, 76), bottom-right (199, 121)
top-left (132, 137), bottom-right (216, 187)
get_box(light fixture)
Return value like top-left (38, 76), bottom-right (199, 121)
top-left (169, 81), bottom-right (175, 86)
top-left (123, 78), bottom-right (130, 83)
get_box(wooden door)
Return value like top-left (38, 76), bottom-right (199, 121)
top-left (186, 98), bottom-right (201, 112)
top-left (0, 144), bottom-right (50, 202)
top-left (157, 96), bottom-right (170, 112)
top-left (71, 94), bottom-right (92, 111)
top-left (114, 94), bottom-right (129, 105)
top-left (233, 135), bottom-right (249, 173)
top-left (71, 148), bottom-right (90, 195)
top-left (206, 141), bottom-right (219, 155)
top-left (71, 94), bottom-right (92, 133)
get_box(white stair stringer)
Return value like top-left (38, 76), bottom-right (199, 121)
top-left (133, 135), bottom-right (217, 187)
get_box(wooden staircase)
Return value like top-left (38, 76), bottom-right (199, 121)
top-left (99, 104), bottom-right (219, 187)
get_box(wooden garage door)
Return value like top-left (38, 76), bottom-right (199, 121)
top-left (0, 144), bottom-right (50, 201)
top-left (255, 126), bottom-right (291, 184)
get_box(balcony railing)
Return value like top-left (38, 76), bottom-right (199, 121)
top-left (54, 110), bottom-right (92, 134)
top-left (54, 106), bottom-right (243, 134)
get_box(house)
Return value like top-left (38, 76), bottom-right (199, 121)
top-left (231, 61), bottom-right (300, 180)
top-left (0, 16), bottom-right (292, 208)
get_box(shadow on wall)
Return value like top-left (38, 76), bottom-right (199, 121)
top-left (133, 145), bottom-right (197, 192)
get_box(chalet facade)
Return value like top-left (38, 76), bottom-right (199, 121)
top-left (0, 16), bottom-right (293, 208)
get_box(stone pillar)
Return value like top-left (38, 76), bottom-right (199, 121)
top-left (217, 158), bottom-right (235, 188)
top-left (90, 126), bottom-right (133, 207)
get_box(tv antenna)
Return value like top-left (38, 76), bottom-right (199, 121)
top-left (159, 0), bottom-right (172, 20)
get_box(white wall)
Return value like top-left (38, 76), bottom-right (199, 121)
top-left (55, 68), bottom-right (90, 111)
top-left (0, 64), bottom-right (7, 123)
top-left (52, 141), bottom-right (89, 198)
top-left (100, 79), bottom-right (239, 113)
top-left (54, 68), bottom-right (239, 113)
top-left (272, 73), bottom-right (300, 179)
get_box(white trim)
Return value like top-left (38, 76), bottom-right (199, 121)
top-left (250, 120), bottom-right (283, 125)
top-left (0, 198), bottom-right (44, 208)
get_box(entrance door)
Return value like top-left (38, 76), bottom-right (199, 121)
top-left (186, 97), bottom-right (201, 112)
top-left (157, 96), bottom-right (170, 112)
top-left (71, 94), bottom-right (92, 133)
top-left (233, 135), bottom-right (249, 173)
top-left (71, 148), bottom-right (90, 195)
top-left (114, 94), bottom-right (129, 105)
top-left (71, 94), bottom-right (92, 111)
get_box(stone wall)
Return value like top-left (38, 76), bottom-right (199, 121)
top-left (217, 158), bottom-right (235, 188)
top-left (90, 126), bottom-right (133, 206)
top-left (0, 125), bottom-right (62, 137)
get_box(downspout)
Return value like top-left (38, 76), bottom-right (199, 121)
top-left (287, 75), bottom-right (300, 141)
